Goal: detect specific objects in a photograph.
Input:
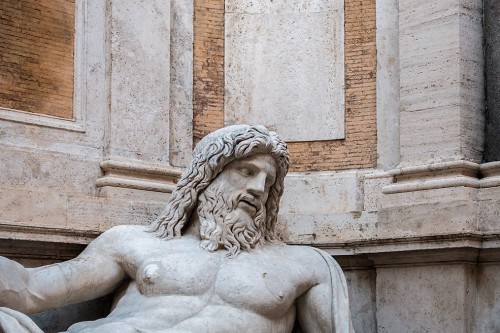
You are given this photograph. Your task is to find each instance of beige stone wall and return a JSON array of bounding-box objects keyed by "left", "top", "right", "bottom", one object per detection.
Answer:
[{"left": 0, "top": 0, "right": 180, "bottom": 245}]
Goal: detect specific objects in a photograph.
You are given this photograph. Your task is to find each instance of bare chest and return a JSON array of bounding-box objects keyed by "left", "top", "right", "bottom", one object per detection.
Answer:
[{"left": 127, "top": 246, "right": 311, "bottom": 318}]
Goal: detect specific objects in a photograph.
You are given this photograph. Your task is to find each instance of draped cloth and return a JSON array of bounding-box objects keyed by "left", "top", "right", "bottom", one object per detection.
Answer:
[
  {"left": 293, "top": 249, "right": 355, "bottom": 333},
  {"left": 0, "top": 307, "right": 43, "bottom": 333}
]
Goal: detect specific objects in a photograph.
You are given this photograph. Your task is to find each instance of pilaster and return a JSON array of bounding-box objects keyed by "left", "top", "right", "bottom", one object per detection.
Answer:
[{"left": 398, "top": 0, "right": 484, "bottom": 166}]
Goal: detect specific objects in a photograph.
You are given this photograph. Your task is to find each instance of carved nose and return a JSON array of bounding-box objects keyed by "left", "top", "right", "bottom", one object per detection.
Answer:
[{"left": 246, "top": 173, "right": 266, "bottom": 198}]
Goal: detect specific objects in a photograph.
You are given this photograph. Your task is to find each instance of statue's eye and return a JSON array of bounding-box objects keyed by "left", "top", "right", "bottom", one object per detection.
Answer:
[{"left": 239, "top": 167, "right": 252, "bottom": 176}]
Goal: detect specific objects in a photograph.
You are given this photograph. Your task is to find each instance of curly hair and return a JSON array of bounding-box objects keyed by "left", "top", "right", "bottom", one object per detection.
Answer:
[{"left": 149, "top": 124, "right": 289, "bottom": 242}]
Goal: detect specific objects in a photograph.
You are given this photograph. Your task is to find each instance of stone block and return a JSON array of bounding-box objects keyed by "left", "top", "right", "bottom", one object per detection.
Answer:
[
  {"left": 278, "top": 211, "right": 377, "bottom": 243},
  {"left": 67, "top": 195, "right": 165, "bottom": 232},
  {"left": 0, "top": 186, "right": 166, "bottom": 243},
  {"left": 363, "top": 175, "right": 392, "bottom": 212},
  {"left": 477, "top": 187, "right": 500, "bottom": 232},
  {"left": 344, "top": 269, "right": 377, "bottom": 333},
  {"left": 376, "top": 0, "right": 400, "bottom": 170},
  {"left": 0, "top": 187, "right": 67, "bottom": 227},
  {"left": 169, "top": 0, "right": 194, "bottom": 167},
  {"left": 398, "top": 0, "right": 484, "bottom": 165},
  {"left": 0, "top": 146, "right": 101, "bottom": 196},
  {"left": 280, "top": 171, "right": 362, "bottom": 215},
  {"left": 376, "top": 264, "right": 475, "bottom": 333},
  {"left": 400, "top": 106, "right": 462, "bottom": 165},
  {"left": 475, "top": 264, "right": 500, "bottom": 332},
  {"left": 378, "top": 187, "right": 478, "bottom": 237}
]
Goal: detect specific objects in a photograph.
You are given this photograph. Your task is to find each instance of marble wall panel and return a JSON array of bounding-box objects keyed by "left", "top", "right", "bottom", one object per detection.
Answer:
[
  {"left": 376, "top": 264, "right": 475, "bottom": 333},
  {"left": 109, "top": 0, "right": 171, "bottom": 163},
  {"left": 224, "top": 0, "right": 344, "bottom": 142}
]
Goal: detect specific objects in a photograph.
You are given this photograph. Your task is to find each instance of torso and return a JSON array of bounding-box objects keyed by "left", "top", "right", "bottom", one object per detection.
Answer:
[{"left": 66, "top": 226, "right": 323, "bottom": 333}]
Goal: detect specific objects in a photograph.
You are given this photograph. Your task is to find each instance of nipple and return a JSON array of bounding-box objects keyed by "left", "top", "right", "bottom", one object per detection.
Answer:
[
  {"left": 262, "top": 271, "right": 286, "bottom": 300},
  {"left": 143, "top": 263, "right": 161, "bottom": 284}
]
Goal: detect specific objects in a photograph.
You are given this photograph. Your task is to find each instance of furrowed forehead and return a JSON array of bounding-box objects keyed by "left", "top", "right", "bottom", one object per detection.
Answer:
[{"left": 233, "top": 154, "right": 276, "bottom": 173}]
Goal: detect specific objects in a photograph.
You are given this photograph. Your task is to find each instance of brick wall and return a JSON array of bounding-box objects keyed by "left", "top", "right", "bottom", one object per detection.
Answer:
[
  {"left": 194, "top": 0, "right": 377, "bottom": 171},
  {"left": 0, "top": 0, "right": 75, "bottom": 119},
  {"left": 289, "top": 0, "right": 377, "bottom": 171},
  {"left": 193, "top": 0, "right": 225, "bottom": 143}
]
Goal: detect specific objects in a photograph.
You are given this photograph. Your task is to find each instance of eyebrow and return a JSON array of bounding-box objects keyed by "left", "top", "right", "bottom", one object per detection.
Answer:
[{"left": 238, "top": 160, "right": 277, "bottom": 180}]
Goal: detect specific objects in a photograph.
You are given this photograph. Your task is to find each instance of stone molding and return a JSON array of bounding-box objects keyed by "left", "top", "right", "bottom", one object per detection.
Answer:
[
  {"left": 0, "top": 239, "right": 86, "bottom": 262},
  {"left": 335, "top": 247, "right": 485, "bottom": 270},
  {"left": 311, "top": 232, "right": 488, "bottom": 255},
  {"left": 96, "top": 159, "right": 183, "bottom": 193},
  {"left": 3, "top": 232, "right": 499, "bottom": 268},
  {"left": 364, "top": 161, "right": 500, "bottom": 194},
  {"left": 480, "top": 161, "right": 500, "bottom": 187},
  {"left": 0, "top": 221, "right": 99, "bottom": 245}
]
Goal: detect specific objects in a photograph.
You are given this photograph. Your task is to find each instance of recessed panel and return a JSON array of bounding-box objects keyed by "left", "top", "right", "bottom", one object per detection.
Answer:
[
  {"left": 0, "top": 0, "right": 75, "bottom": 119},
  {"left": 225, "top": 0, "right": 344, "bottom": 142}
]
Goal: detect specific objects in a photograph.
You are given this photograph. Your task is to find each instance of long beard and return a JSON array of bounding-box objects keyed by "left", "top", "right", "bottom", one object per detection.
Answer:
[{"left": 197, "top": 186, "right": 266, "bottom": 257}]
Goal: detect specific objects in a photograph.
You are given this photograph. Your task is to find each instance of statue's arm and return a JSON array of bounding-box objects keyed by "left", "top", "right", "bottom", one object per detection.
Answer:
[
  {"left": 296, "top": 248, "right": 354, "bottom": 333},
  {"left": 0, "top": 228, "right": 127, "bottom": 314}
]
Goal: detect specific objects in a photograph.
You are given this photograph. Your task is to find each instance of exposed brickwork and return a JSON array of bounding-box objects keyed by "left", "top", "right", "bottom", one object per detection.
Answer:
[
  {"left": 192, "top": 0, "right": 377, "bottom": 171},
  {"left": 0, "top": 0, "right": 75, "bottom": 119},
  {"left": 193, "top": 0, "right": 225, "bottom": 143},
  {"left": 288, "top": 0, "right": 377, "bottom": 171}
]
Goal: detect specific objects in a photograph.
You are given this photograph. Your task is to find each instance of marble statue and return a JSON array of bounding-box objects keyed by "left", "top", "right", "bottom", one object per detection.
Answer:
[{"left": 0, "top": 125, "right": 354, "bottom": 333}]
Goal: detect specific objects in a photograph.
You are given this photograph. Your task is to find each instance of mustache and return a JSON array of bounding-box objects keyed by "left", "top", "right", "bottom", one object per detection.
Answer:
[
  {"left": 231, "top": 192, "right": 262, "bottom": 211},
  {"left": 197, "top": 186, "right": 267, "bottom": 257}
]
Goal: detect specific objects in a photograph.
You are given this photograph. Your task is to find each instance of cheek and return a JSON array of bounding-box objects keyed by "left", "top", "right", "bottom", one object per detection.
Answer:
[
  {"left": 226, "top": 173, "right": 248, "bottom": 190},
  {"left": 213, "top": 171, "right": 243, "bottom": 192}
]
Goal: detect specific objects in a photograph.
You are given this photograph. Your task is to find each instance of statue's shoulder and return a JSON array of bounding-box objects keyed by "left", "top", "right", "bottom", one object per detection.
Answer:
[
  {"left": 281, "top": 243, "right": 325, "bottom": 257},
  {"left": 86, "top": 224, "right": 148, "bottom": 252},
  {"left": 282, "top": 244, "right": 341, "bottom": 274},
  {"left": 98, "top": 224, "right": 146, "bottom": 240}
]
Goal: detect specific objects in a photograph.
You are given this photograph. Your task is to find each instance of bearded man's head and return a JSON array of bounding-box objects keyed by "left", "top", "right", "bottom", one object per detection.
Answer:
[{"left": 150, "top": 125, "right": 289, "bottom": 256}]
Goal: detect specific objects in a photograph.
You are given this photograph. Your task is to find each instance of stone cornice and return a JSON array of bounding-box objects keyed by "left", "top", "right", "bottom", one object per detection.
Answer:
[
  {"left": 309, "top": 233, "right": 500, "bottom": 268},
  {"left": 96, "top": 159, "right": 183, "bottom": 193},
  {"left": 291, "top": 232, "right": 500, "bottom": 256},
  {"left": 3, "top": 229, "right": 499, "bottom": 267},
  {"left": 363, "top": 161, "right": 500, "bottom": 193},
  {"left": 480, "top": 161, "right": 500, "bottom": 187},
  {"left": 0, "top": 221, "right": 101, "bottom": 244}
]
